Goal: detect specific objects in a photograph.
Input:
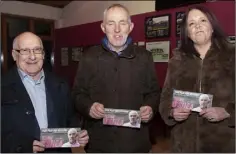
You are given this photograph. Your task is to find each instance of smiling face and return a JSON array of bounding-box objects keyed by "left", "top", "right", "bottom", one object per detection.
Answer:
[
  {"left": 12, "top": 32, "right": 44, "bottom": 79},
  {"left": 187, "top": 9, "right": 213, "bottom": 45},
  {"left": 101, "top": 6, "right": 134, "bottom": 51}
]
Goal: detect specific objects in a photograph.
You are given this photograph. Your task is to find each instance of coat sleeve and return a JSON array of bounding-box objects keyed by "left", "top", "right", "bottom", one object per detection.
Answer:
[
  {"left": 71, "top": 51, "right": 95, "bottom": 119},
  {"left": 142, "top": 51, "right": 161, "bottom": 115},
  {"left": 159, "top": 51, "right": 181, "bottom": 126}
]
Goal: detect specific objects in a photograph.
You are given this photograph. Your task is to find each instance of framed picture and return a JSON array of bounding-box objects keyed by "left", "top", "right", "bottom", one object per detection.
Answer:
[
  {"left": 145, "top": 14, "right": 171, "bottom": 39},
  {"left": 61, "top": 47, "right": 69, "bottom": 66},
  {"left": 146, "top": 41, "right": 170, "bottom": 62},
  {"left": 71, "top": 47, "right": 83, "bottom": 62},
  {"left": 176, "top": 11, "right": 185, "bottom": 37}
]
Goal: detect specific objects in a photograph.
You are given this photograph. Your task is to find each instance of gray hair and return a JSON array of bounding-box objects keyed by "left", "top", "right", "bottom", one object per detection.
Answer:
[
  {"left": 129, "top": 110, "right": 138, "bottom": 117},
  {"left": 199, "top": 94, "right": 210, "bottom": 102},
  {"left": 103, "top": 4, "right": 132, "bottom": 23}
]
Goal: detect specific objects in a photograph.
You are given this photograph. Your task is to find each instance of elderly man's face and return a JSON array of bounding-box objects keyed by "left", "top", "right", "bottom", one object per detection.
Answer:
[
  {"left": 101, "top": 7, "right": 134, "bottom": 51},
  {"left": 68, "top": 131, "right": 77, "bottom": 143},
  {"left": 199, "top": 97, "right": 209, "bottom": 108},
  {"left": 12, "top": 34, "right": 44, "bottom": 78},
  {"left": 129, "top": 113, "right": 138, "bottom": 124}
]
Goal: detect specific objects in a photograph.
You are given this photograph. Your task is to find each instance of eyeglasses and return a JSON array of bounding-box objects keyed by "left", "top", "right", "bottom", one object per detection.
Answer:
[{"left": 14, "top": 48, "right": 44, "bottom": 55}]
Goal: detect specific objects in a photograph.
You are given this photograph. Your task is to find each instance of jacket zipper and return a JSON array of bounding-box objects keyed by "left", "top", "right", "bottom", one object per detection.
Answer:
[{"left": 196, "top": 59, "right": 203, "bottom": 152}]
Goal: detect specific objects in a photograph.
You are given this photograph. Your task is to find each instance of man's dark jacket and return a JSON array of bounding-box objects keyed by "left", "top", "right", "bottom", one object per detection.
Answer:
[
  {"left": 72, "top": 44, "right": 160, "bottom": 152},
  {"left": 1, "top": 66, "right": 79, "bottom": 153}
]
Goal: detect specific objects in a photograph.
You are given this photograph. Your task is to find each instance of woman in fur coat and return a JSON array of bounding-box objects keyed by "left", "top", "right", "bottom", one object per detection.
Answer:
[{"left": 159, "top": 5, "right": 235, "bottom": 153}]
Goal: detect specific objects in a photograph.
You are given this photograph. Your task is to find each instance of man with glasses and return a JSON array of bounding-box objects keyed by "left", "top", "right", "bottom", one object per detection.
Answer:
[{"left": 1, "top": 32, "right": 89, "bottom": 153}]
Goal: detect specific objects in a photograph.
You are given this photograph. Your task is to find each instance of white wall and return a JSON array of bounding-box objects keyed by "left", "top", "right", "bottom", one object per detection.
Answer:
[
  {"left": 58, "top": 1, "right": 155, "bottom": 28},
  {"left": 0, "top": 1, "right": 62, "bottom": 20}
]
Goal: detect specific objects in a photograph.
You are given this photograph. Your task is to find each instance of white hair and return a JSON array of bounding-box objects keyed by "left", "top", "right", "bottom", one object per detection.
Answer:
[
  {"left": 129, "top": 110, "right": 138, "bottom": 117},
  {"left": 68, "top": 128, "right": 78, "bottom": 135},
  {"left": 199, "top": 94, "right": 210, "bottom": 102}
]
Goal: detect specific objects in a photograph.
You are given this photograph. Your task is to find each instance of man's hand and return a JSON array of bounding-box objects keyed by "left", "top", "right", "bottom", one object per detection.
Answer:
[
  {"left": 200, "top": 107, "right": 230, "bottom": 122},
  {"left": 33, "top": 140, "right": 45, "bottom": 153},
  {"left": 171, "top": 108, "right": 191, "bottom": 122},
  {"left": 78, "top": 130, "right": 89, "bottom": 147},
  {"left": 140, "top": 106, "right": 153, "bottom": 123},
  {"left": 89, "top": 102, "right": 105, "bottom": 119}
]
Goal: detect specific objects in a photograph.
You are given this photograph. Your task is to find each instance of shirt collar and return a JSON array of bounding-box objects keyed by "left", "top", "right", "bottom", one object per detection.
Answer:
[
  {"left": 102, "top": 36, "right": 132, "bottom": 54},
  {"left": 18, "top": 68, "right": 45, "bottom": 84}
]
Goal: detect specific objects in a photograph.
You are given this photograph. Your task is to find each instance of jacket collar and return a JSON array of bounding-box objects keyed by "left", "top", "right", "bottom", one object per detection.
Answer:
[{"left": 101, "top": 36, "right": 135, "bottom": 59}]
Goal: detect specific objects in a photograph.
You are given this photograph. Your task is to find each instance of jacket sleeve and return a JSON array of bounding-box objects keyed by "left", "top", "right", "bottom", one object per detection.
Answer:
[
  {"left": 71, "top": 51, "right": 95, "bottom": 119},
  {"left": 142, "top": 51, "right": 161, "bottom": 115},
  {"left": 159, "top": 52, "right": 181, "bottom": 126}
]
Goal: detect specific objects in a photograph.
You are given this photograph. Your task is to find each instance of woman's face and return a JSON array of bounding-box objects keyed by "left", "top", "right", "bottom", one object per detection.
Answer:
[{"left": 187, "top": 9, "right": 213, "bottom": 45}]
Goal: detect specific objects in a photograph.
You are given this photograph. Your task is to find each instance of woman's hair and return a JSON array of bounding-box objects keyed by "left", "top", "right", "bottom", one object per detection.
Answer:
[{"left": 179, "top": 5, "right": 230, "bottom": 57}]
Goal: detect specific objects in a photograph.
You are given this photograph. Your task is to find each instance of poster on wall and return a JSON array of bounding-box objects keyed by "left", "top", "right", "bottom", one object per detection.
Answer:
[
  {"left": 176, "top": 11, "right": 185, "bottom": 37},
  {"left": 71, "top": 47, "right": 83, "bottom": 62},
  {"left": 61, "top": 47, "right": 69, "bottom": 66},
  {"left": 145, "top": 14, "right": 170, "bottom": 39},
  {"left": 146, "top": 41, "right": 170, "bottom": 62}
]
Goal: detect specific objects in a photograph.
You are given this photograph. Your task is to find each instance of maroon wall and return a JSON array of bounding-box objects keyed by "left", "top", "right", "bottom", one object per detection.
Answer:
[{"left": 54, "top": 1, "right": 235, "bottom": 88}]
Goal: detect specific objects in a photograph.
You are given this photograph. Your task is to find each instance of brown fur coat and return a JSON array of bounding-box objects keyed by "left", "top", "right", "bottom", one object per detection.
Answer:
[{"left": 159, "top": 45, "right": 235, "bottom": 152}]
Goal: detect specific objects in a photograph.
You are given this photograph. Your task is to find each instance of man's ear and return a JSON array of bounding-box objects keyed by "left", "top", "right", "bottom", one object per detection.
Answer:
[
  {"left": 101, "top": 22, "right": 106, "bottom": 33},
  {"left": 12, "top": 50, "right": 17, "bottom": 61},
  {"left": 129, "top": 22, "right": 134, "bottom": 33}
]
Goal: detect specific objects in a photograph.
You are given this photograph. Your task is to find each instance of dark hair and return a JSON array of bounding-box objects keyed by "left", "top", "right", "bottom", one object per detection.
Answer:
[{"left": 179, "top": 5, "right": 230, "bottom": 57}]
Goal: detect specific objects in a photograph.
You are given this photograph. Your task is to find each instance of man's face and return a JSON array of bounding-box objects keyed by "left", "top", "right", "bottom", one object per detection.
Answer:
[
  {"left": 129, "top": 113, "right": 138, "bottom": 124},
  {"left": 101, "top": 7, "right": 134, "bottom": 50},
  {"left": 12, "top": 35, "right": 44, "bottom": 77},
  {"left": 68, "top": 131, "right": 77, "bottom": 143},
  {"left": 199, "top": 96, "right": 209, "bottom": 108}
]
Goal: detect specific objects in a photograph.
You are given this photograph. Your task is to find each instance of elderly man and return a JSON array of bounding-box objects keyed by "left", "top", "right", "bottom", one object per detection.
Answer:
[
  {"left": 62, "top": 128, "right": 81, "bottom": 147},
  {"left": 123, "top": 111, "right": 141, "bottom": 128},
  {"left": 72, "top": 4, "right": 160, "bottom": 152},
  {"left": 1, "top": 32, "right": 89, "bottom": 153}
]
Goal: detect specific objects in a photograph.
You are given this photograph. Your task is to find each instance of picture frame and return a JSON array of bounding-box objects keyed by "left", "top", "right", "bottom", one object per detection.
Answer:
[
  {"left": 145, "top": 14, "right": 171, "bottom": 39},
  {"left": 176, "top": 11, "right": 185, "bottom": 37},
  {"left": 146, "top": 41, "right": 170, "bottom": 62},
  {"left": 60, "top": 47, "right": 69, "bottom": 66},
  {"left": 71, "top": 47, "right": 83, "bottom": 62}
]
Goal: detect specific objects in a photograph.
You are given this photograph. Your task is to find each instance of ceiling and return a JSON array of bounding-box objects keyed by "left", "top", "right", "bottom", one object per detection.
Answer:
[{"left": 17, "top": 1, "right": 73, "bottom": 8}]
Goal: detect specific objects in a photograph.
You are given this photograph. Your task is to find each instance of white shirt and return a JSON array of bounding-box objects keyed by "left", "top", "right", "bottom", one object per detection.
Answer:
[
  {"left": 123, "top": 122, "right": 141, "bottom": 128},
  {"left": 192, "top": 107, "right": 202, "bottom": 112},
  {"left": 18, "top": 69, "right": 48, "bottom": 129},
  {"left": 61, "top": 142, "right": 80, "bottom": 147}
]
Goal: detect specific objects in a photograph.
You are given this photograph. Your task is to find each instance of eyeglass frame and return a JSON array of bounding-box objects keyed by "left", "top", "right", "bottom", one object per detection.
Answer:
[{"left": 14, "top": 47, "right": 45, "bottom": 55}]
